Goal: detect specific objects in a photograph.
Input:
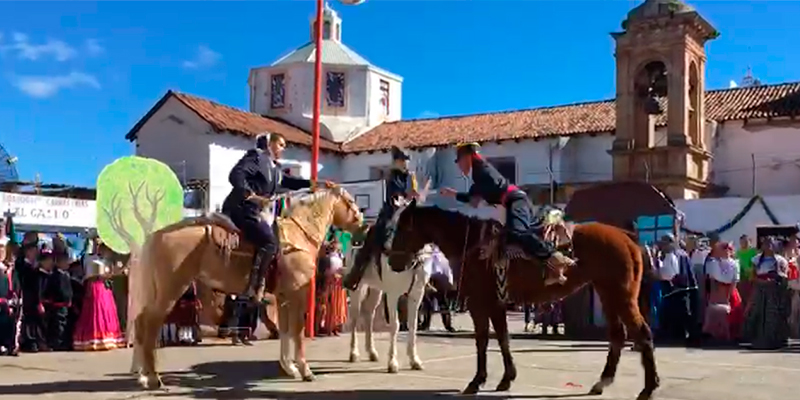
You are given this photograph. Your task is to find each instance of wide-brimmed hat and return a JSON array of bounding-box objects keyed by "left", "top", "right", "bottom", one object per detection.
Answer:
[
  {"left": 455, "top": 142, "right": 481, "bottom": 162},
  {"left": 391, "top": 146, "right": 411, "bottom": 161}
]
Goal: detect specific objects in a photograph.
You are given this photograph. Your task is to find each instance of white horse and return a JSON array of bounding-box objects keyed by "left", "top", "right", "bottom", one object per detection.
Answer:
[{"left": 345, "top": 243, "right": 433, "bottom": 373}]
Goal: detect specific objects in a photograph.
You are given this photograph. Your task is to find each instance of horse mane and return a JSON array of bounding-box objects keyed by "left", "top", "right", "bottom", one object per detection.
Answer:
[{"left": 283, "top": 187, "right": 355, "bottom": 214}]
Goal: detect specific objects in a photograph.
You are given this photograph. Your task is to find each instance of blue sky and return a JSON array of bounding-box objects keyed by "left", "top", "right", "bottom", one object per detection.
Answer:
[{"left": 1, "top": 1, "right": 798, "bottom": 188}]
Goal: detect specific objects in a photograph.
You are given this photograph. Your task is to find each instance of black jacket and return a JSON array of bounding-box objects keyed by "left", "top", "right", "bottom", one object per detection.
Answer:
[
  {"left": 455, "top": 158, "right": 512, "bottom": 205},
  {"left": 382, "top": 169, "right": 415, "bottom": 214},
  {"left": 222, "top": 149, "right": 311, "bottom": 217}
]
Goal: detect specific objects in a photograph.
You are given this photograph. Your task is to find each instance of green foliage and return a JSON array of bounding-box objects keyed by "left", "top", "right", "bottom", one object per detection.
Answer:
[{"left": 96, "top": 156, "right": 184, "bottom": 254}]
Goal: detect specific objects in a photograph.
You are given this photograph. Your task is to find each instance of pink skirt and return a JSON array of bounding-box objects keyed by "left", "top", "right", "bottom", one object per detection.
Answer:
[{"left": 73, "top": 278, "right": 126, "bottom": 351}]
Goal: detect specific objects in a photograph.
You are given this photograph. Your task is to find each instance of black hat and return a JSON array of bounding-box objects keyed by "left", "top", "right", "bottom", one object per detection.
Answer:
[
  {"left": 391, "top": 146, "right": 411, "bottom": 161},
  {"left": 455, "top": 142, "right": 481, "bottom": 162}
]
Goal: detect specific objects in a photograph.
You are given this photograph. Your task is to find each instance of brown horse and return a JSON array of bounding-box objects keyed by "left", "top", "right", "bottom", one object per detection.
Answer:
[
  {"left": 128, "top": 187, "right": 364, "bottom": 389},
  {"left": 385, "top": 201, "right": 659, "bottom": 400}
]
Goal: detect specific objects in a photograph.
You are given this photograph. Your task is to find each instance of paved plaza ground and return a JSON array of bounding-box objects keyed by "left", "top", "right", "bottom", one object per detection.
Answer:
[{"left": 0, "top": 313, "right": 798, "bottom": 400}]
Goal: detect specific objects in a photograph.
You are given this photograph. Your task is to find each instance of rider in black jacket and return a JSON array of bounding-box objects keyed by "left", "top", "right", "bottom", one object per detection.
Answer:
[
  {"left": 342, "top": 146, "right": 418, "bottom": 290},
  {"left": 439, "top": 143, "right": 573, "bottom": 285},
  {"left": 222, "top": 133, "right": 313, "bottom": 299}
]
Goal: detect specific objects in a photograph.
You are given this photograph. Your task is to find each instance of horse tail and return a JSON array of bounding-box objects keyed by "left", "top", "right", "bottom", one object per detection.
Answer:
[
  {"left": 129, "top": 233, "right": 159, "bottom": 347},
  {"left": 637, "top": 245, "right": 653, "bottom": 324}
]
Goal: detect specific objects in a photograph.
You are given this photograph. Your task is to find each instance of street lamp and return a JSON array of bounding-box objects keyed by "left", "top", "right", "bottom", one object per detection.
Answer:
[{"left": 307, "top": 0, "right": 364, "bottom": 338}]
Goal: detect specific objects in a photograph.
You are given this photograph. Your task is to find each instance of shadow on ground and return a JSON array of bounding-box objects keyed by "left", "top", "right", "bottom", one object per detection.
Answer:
[{"left": 0, "top": 360, "right": 596, "bottom": 399}]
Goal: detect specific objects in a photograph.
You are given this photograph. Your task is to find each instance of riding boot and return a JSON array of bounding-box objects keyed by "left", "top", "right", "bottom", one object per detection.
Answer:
[
  {"left": 342, "top": 233, "right": 379, "bottom": 291},
  {"left": 244, "top": 248, "right": 271, "bottom": 299},
  {"left": 544, "top": 251, "right": 572, "bottom": 286}
]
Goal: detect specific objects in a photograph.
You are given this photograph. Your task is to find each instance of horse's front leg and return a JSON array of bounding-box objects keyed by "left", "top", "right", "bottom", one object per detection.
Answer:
[
  {"left": 488, "top": 303, "right": 516, "bottom": 392},
  {"left": 405, "top": 279, "right": 426, "bottom": 371},
  {"left": 292, "top": 287, "right": 315, "bottom": 382},
  {"left": 277, "top": 296, "right": 300, "bottom": 379},
  {"left": 385, "top": 292, "right": 401, "bottom": 373},
  {"left": 363, "top": 287, "right": 382, "bottom": 362},
  {"left": 348, "top": 285, "right": 364, "bottom": 362},
  {"left": 463, "top": 305, "right": 490, "bottom": 395}
]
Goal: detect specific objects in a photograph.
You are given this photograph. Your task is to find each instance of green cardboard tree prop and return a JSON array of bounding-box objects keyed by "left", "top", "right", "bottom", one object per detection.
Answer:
[{"left": 96, "top": 156, "right": 184, "bottom": 254}]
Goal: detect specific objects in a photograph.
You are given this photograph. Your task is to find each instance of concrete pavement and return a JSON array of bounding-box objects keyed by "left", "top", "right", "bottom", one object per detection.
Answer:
[{"left": 0, "top": 313, "right": 798, "bottom": 400}]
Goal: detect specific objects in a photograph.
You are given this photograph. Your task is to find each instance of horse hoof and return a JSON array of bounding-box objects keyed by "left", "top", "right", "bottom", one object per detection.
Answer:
[
  {"left": 462, "top": 382, "right": 482, "bottom": 395},
  {"left": 302, "top": 373, "right": 316, "bottom": 382},
  {"left": 279, "top": 361, "right": 300, "bottom": 379},
  {"left": 138, "top": 374, "right": 162, "bottom": 390},
  {"left": 588, "top": 384, "right": 604, "bottom": 395},
  {"left": 495, "top": 379, "right": 512, "bottom": 392},
  {"left": 387, "top": 360, "right": 399, "bottom": 374},
  {"left": 636, "top": 391, "right": 653, "bottom": 400},
  {"left": 410, "top": 360, "right": 424, "bottom": 371},
  {"left": 368, "top": 352, "right": 379, "bottom": 362},
  {"left": 349, "top": 353, "right": 359, "bottom": 363}
]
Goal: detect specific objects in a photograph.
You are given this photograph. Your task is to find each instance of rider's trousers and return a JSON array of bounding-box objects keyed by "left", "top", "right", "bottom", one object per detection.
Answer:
[{"left": 504, "top": 196, "right": 554, "bottom": 260}]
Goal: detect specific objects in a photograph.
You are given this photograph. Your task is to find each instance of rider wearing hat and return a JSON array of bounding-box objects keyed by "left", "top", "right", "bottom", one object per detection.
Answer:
[
  {"left": 440, "top": 143, "right": 574, "bottom": 285},
  {"left": 222, "top": 133, "right": 314, "bottom": 300},
  {"left": 343, "top": 146, "right": 418, "bottom": 290}
]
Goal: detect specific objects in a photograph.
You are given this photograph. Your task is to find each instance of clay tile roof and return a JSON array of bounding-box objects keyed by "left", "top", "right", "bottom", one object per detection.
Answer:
[
  {"left": 341, "top": 81, "right": 800, "bottom": 153},
  {"left": 125, "top": 91, "right": 339, "bottom": 151}
]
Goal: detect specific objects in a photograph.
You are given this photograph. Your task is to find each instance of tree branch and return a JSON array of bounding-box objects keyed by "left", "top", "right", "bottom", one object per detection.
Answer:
[
  {"left": 127, "top": 181, "right": 151, "bottom": 239},
  {"left": 102, "top": 193, "right": 137, "bottom": 253},
  {"left": 144, "top": 185, "right": 166, "bottom": 235}
]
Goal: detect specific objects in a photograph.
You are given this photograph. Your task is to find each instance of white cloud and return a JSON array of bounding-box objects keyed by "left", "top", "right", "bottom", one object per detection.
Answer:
[
  {"left": 182, "top": 45, "right": 221, "bottom": 69},
  {"left": 85, "top": 39, "right": 104, "bottom": 56},
  {"left": 729, "top": 80, "right": 739, "bottom": 89},
  {"left": 417, "top": 110, "right": 440, "bottom": 119},
  {"left": 1, "top": 32, "right": 77, "bottom": 61},
  {"left": 10, "top": 72, "right": 100, "bottom": 98}
]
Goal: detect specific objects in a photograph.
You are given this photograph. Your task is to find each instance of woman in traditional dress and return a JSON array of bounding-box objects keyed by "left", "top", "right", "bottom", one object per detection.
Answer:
[
  {"left": 323, "top": 237, "right": 347, "bottom": 336},
  {"left": 72, "top": 238, "right": 125, "bottom": 351},
  {"left": 742, "top": 237, "right": 791, "bottom": 349},
  {"left": 702, "top": 242, "right": 740, "bottom": 344},
  {"left": 783, "top": 236, "right": 800, "bottom": 338}
]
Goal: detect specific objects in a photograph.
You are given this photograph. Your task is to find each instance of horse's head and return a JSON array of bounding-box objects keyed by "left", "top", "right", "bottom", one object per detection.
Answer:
[{"left": 327, "top": 185, "right": 365, "bottom": 235}]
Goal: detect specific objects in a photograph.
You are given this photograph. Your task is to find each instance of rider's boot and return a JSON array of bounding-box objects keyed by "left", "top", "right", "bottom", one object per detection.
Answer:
[
  {"left": 544, "top": 251, "right": 572, "bottom": 286},
  {"left": 244, "top": 248, "right": 271, "bottom": 299},
  {"left": 342, "top": 232, "right": 378, "bottom": 291}
]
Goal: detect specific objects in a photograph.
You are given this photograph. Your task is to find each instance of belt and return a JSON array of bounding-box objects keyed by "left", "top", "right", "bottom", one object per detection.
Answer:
[
  {"left": 499, "top": 185, "right": 520, "bottom": 205},
  {"left": 42, "top": 300, "right": 71, "bottom": 308}
]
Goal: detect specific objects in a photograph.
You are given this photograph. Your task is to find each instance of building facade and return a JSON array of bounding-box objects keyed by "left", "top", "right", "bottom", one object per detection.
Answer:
[{"left": 126, "top": 0, "right": 800, "bottom": 217}]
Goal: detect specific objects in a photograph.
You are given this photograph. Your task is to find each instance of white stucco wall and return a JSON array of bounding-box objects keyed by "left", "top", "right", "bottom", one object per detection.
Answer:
[
  {"left": 133, "top": 97, "right": 212, "bottom": 183},
  {"left": 711, "top": 119, "right": 800, "bottom": 197},
  {"left": 251, "top": 64, "right": 401, "bottom": 143}
]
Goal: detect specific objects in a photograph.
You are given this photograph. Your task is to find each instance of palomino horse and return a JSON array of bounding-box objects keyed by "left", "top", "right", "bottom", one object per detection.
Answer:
[
  {"left": 345, "top": 243, "right": 433, "bottom": 373},
  {"left": 128, "top": 186, "right": 364, "bottom": 389},
  {"left": 384, "top": 201, "right": 659, "bottom": 400}
]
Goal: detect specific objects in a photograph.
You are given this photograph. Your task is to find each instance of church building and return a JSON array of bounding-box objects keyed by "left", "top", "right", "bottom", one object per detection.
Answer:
[{"left": 125, "top": 0, "right": 800, "bottom": 216}]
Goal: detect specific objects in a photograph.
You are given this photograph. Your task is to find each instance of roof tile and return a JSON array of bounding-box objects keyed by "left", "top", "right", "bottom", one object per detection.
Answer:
[
  {"left": 171, "top": 92, "right": 339, "bottom": 151},
  {"left": 342, "top": 81, "right": 800, "bottom": 152}
]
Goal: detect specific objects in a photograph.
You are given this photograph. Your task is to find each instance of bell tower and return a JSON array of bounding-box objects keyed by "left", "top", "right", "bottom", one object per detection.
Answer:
[{"left": 609, "top": 0, "right": 719, "bottom": 199}]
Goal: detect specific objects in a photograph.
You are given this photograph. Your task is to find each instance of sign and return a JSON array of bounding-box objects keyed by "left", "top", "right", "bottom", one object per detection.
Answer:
[{"left": 0, "top": 192, "right": 96, "bottom": 229}]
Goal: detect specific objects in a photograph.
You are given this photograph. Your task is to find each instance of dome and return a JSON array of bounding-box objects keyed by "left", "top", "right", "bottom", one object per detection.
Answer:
[{"left": 627, "top": 0, "right": 696, "bottom": 22}]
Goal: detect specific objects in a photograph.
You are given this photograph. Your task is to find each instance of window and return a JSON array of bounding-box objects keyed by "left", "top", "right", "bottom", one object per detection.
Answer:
[
  {"left": 326, "top": 71, "right": 346, "bottom": 108},
  {"left": 369, "top": 166, "right": 391, "bottom": 180},
  {"left": 486, "top": 157, "right": 517, "bottom": 184},
  {"left": 635, "top": 215, "right": 674, "bottom": 246},
  {"left": 270, "top": 74, "right": 286, "bottom": 109},
  {"left": 379, "top": 80, "right": 390, "bottom": 116}
]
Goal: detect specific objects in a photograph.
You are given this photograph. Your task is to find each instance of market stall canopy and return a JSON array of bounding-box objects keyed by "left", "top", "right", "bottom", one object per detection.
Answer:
[{"left": 564, "top": 182, "right": 677, "bottom": 230}]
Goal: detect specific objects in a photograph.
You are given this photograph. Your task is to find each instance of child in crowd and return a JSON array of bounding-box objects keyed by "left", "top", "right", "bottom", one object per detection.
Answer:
[{"left": 43, "top": 251, "right": 73, "bottom": 350}]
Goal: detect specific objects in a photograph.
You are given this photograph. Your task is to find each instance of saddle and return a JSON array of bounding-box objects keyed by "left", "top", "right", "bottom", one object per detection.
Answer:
[
  {"left": 203, "top": 213, "right": 280, "bottom": 293},
  {"left": 476, "top": 210, "right": 575, "bottom": 301}
]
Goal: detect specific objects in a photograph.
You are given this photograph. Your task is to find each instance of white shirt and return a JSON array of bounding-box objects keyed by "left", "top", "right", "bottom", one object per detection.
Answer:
[
  {"left": 706, "top": 257, "right": 740, "bottom": 284},
  {"left": 329, "top": 252, "right": 344, "bottom": 274},
  {"left": 424, "top": 246, "right": 453, "bottom": 284},
  {"left": 751, "top": 253, "right": 789, "bottom": 277},
  {"left": 658, "top": 252, "right": 680, "bottom": 281}
]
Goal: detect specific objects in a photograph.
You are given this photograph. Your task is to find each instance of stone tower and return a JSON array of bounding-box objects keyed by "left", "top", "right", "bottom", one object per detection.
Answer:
[{"left": 609, "top": 0, "right": 718, "bottom": 199}]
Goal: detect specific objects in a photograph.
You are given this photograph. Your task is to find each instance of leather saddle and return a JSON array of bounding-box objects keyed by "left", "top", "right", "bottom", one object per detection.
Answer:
[
  {"left": 204, "top": 213, "right": 280, "bottom": 293},
  {"left": 478, "top": 216, "right": 574, "bottom": 263}
]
